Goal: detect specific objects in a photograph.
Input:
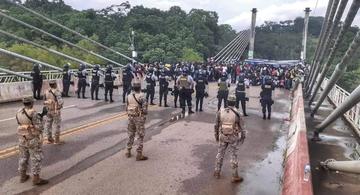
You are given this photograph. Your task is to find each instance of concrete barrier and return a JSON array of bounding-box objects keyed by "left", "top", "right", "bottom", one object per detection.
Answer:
[
  {"left": 282, "top": 83, "right": 313, "bottom": 195},
  {"left": 0, "top": 79, "right": 75, "bottom": 103}
]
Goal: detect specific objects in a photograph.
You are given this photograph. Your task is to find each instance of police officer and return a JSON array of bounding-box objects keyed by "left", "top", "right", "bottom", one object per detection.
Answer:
[
  {"left": 16, "top": 97, "right": 48, "bottom": 185},
  {"left": 158, "top": 68, "right": 170, "bottom": 107},
  {"left": 122, "top": 64, "right": 134, "bottom": 103},
  {"left": 260, "top": 76, "right": 275, "bottom": 120},
  {"left": 145, "top": 67, "right": 156, "bottom": 105},
  {"left": 62, "top": 63, "right": 71, "bottom": 97},
  {"left": 44, "top": 80, "right": 64, "bottom": 144},
  {"left": 214, "top": 95, "right": 246, "bottom": 183},
  {"left": 235, "top": 77, "right": 248, "bottom": 116},
  {"left": 217, "top": 72, "right": 230, "bottom": 110},
  {"left": 176, "top": 67, "right": 195, "bottom": 114},
  {"left": 30, "top": 64, "right": 43, "bottom": 100},
  {"left": 172, "top": 81, "right": 180, "bottom": 108},
  {"left": 104, "top": 65, "right": 117, "bottom": 103},
  {"left": 91, "top": 64, "right": 102, "bottom": 100},
  {"left": 195, "top": 68, "right": 208, "bottom": 112},
  {"left": 126, "top": 80, "right": 149, "bottom": 161},
  {"left": 76, "top": 64, "right": 88, "bottom": 99}
]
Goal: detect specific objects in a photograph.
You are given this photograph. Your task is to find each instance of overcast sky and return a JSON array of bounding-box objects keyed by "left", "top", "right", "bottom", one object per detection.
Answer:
[{"left": 63, "top": 0, "right": 360, "bottom": 31}]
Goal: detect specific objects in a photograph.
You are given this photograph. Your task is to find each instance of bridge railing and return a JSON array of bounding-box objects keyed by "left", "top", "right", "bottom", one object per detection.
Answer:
[{"left": 321, "top": 78, "right": 360, "bottom": 134}]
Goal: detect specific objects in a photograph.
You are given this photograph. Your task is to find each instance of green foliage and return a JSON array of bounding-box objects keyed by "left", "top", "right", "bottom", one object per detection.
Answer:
[{"left": 180, "top": 48, "right": 203, "bottom": 62}]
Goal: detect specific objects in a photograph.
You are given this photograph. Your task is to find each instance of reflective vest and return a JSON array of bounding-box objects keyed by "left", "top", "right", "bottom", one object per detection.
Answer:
[
  {"left": 220, "top": 108, "right": 237, "bottom": 135},
  {"left": 218, "top": 80, "right": 228, "bottom": 91},
  {"left": 179, "top": 76, "right": 190, "bottom": 89}
]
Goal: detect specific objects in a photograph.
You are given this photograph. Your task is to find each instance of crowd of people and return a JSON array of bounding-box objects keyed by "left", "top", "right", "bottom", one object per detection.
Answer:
[{"left": 19, "top": 60, "right": 306, "bottom": 186}]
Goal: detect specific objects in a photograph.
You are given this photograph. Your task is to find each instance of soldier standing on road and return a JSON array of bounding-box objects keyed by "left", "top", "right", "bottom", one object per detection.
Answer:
[
  {"left": 158, "top": 68, "right": 170, "bottom": 107},
  {"left": 235, "top": 77, "right": 248, "bottom": 116},
  {"left": 217, "top": 72, "right": 230, "bottom": 110},
  {"left": 44, "top": 80, "right": 64, "bottom": 144},
  {"left": 31, "top": 64, "right": 43, "bottom": 100},
  {"left": 16, "top": 97, "right": 48, "bottom": 185},
  {"left": 145, "top": 67, "right": 157, "bottom": 105},
  {"left": 176, "top": 67, "right": 195, "bottom": 114},
  {"left": 125, "top": 80, "right": 149, "bottom": 161},
  {"left": 260, "top": 76, "right": 275, "bottom": 120},
  {"left": 62, "top": 63, "right": 72, "bottom": 97},
  {"left": 76, "top": 64, "right": 88, "bottom": 99},
  {"left": 91, "top": 64, "right": 102, "bottom": 100},
  {"left": 195, "top": 68, "right": 208, "bottom": 112},
  {"left": 104, "top": 65, "right": 117, "bottom": 103},
  {"left": 214, "top": 95, "right": 246, "bottom": 183},
  {"left": 122, "top": 64, "right": 134, "bottom": 103}
]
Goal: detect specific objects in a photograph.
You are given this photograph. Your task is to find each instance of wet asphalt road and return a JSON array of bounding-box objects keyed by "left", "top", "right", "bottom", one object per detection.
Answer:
[{"left": 0, "top": 83, "right": 291, "bottom": 195}]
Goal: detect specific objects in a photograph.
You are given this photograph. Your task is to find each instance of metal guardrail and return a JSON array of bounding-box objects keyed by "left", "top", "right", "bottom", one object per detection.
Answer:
[{"left": 321, "top": 78, "right": 360, "bottom": 131}]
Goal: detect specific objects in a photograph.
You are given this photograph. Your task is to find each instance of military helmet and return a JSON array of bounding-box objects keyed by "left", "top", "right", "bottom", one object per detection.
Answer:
[
  {"left": 227, "top": 95, "right": 236, "bottom": 107},
  {"left": 23, "top": 96, "right": 34, "bottom": 104},
  {"left": 132, "top": 80, "right": 141, "bottom": 88},
  {"left": 49, "top": 80, "right": 57, "bottom": 85}
]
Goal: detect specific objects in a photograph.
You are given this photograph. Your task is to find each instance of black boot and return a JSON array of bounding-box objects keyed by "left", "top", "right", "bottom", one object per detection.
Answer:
[
  {"left": 188, "top": 107, "right": 195, "bottom": 114},
  {"left": 268, "top": 113, "right": 271, "bottom": 120},
  {"left": 263, "top": 113, "right": 266, "bottom": 120}
]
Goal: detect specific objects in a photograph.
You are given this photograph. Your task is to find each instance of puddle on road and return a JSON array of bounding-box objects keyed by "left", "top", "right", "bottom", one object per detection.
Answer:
[{"left": 238, "top": 135, "right": 286, "bottom": 195}]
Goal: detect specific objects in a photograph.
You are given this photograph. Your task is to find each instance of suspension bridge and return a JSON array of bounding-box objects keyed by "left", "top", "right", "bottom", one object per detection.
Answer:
[{"left": 0, "top": 0, "right": 360, "bottom": 194}]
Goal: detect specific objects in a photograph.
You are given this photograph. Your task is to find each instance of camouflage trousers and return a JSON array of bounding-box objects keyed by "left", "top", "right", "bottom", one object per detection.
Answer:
[
  {"left": 127, "top": 116, "right": 146, "bottom": 152},
  {"left": 45, "top": 112, "right": 61, "bottom": 138},
  {"left": 18, "top": 136, "right": 43, "bottom": 175},
  {"left": 215, "top": 134, "right": 240, "bottom": 172}
]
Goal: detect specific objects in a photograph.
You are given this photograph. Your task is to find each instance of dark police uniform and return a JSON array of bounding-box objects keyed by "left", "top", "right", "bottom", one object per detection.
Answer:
[
  {"left": 76, "top": 65, "right": 88, "bottom": 99},
  {"left": 260, "top": 78, "right": 275, "bottom": 120},
  {"left": 104, "top": 68, "right": 117, "bottom": 103},
  {"left": 217, "top": 75, "right": 229, "bottom": 110},
  {"left": 195, "top": 72, "right": 208, "bottom": 112},
  {"left": 62, "top": 64, "right": 71, "bottom": 97},
  {"left": 176, "top": 71, "right": 194, "bottom": 114},
  {"left": 91, "top": 67, "right": 101, "bottom": 100},
  {"left": 31, "top": 64, "right": 43, "bottom": 100},
  {"left": 235, "top": 79, "right": 248, "bottom": 116},
  {"left": 159, "top": 70, "right": 169, "bottom": 107},
  {"left": 122, "top": 68, "right": 133, "bottom": 103},
  {"left": 145, "top": 72, "right": 156, "bottom": 105}
]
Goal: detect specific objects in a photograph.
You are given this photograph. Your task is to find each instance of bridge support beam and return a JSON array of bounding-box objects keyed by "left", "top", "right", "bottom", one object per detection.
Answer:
[{"left": 248, "top": 8, "right": 257, "bottom": 60}]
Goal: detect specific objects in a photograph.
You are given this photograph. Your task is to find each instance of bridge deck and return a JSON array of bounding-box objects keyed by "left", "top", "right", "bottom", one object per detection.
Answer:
[{"left": 0, "top": 83, "right": 291, "bottom": 194}]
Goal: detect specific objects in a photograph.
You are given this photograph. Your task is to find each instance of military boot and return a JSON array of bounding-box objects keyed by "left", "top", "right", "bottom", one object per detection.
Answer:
[
  {"left": 136, "top": 152, "right": 148, "bottom": 161},
  {"left": 263, "top": 113, "right": 266, "bottom": 120},
  {"left": 32, "top": 174, "right": 48, "bottom": 186},
  {"left": 125, "top": 149, "right": 131, "bottom": 158},
  {"left": 20, "top": 171, "right": 30, "bottom": 183},
  {"left": 268, "top": 113, "right": 271, "bottom": 120},
  {"left": 54, "top": 134, "right": 65, "bottom": 145},
  {"left": 46, "top": 136, "right": 54, "bottom": 144},
  {"left": 213, "top": 170, "right": 220, "bottom": 179},
  {"left": 231, "top": 170, "right": 243, "bottom": 183}
]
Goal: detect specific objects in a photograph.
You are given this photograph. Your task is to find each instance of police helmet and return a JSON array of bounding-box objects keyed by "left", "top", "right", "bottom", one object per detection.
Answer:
[
  {"left": 238, "top": 77, "right": 245, "bottom": 83},
  {"left": 79, "top": 63, "right": 86, "bottom": 70},
  {"left": 227, "top": 95, "right": 236, "bottom": 107},
  {"left": 63, "top": 63, "right": 70, "bottom": 70},
  {"left": 182, "top": 67, "right": 189, "bottom": 75},
  {"left": 148, "top": 67, "right": 154, "bottom": 73},
  {"left": 106, "top": 64, "right": 113, "bottom": 72},
  {"left": 94, "top": 64, "right": 100, "bottom": 70}
]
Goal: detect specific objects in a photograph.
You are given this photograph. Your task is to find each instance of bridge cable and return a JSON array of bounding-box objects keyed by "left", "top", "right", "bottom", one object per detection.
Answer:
[
  {"left": 308, "top": 0, "right": 360, "bottom": 105},
  {"left": 0, "top": 10, "right": 124, "bottom": 67},
  {"left": 217, "top": 30, "right": 248, "bottom": 62},
  {"left": 0, "top": 29, "right": 95, "bottom": 67},
  {"left": 6, "top": 0, "right": 138, "bottom": 64},
  {"left": 228, "top": 30, "right": 250, "bottom": 61},
  {"left": 215, "top": 30, "right": 248, "bottom": 62},
  {"left": 222, "top": 30, "right": 250, "bottom": 62}
]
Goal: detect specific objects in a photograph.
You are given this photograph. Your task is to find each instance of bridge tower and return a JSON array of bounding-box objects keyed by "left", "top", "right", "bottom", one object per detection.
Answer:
[
  {"left": 248, "top": 8, "right": 257, "bottom": 59},
  {"left": 301, "top": 7, "right": 311, "bottom": 62}
]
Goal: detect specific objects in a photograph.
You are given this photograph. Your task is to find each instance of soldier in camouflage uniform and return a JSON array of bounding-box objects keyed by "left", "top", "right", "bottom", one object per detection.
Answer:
[
  {"left": 44, "top": 80, "right": 64, "bottom": 144},
  {"left": 16, "top": 97, "right": 48, "bottom": 185},
  {"left": 214, "top": 95, "right": 246, "bottom": 183},
  {"left": 125, "top": 80, "right": 149, "bottom": 161}
]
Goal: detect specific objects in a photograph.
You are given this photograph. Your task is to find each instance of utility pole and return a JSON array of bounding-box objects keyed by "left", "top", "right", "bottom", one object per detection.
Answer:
[
  {"left": 248, "top": 8, "right": 257, "bottom": 59},
  {"left": 301, "top": 8, "right": 311, "bottom": 62}
]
